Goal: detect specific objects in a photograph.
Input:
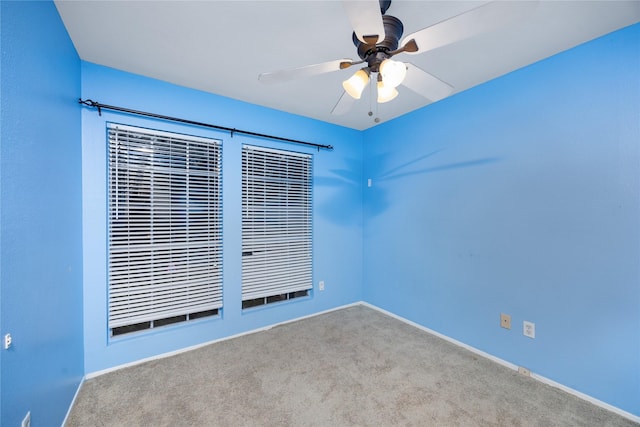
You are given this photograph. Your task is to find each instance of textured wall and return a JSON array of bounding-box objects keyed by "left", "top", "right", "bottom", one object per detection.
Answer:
[
  {"left": 3, "top": 1, "right": 638, "bottom": 421},
  {"left": 363, "top": 23, "right": 640, "bottom": 416},
  {"left": 80, "top": 62, "right": 364, "bottom": 374},
  {"left": 0, "top": 1, "right": 84, "bottom": 425}
]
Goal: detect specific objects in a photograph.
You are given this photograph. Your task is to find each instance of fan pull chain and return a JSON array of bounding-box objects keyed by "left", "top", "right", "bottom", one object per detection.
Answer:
[
  {"left": 366, "top": 75, "right": 381, "bottom": 123},
  {"left": 368, "top": 76, "right": 374, "bottom": 118},
  {"left": 373, "top": 74, "right": 380, "bottom": 123}
]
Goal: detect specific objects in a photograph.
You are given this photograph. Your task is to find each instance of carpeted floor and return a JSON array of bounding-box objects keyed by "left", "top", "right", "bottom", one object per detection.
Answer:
[{"left": 65, "top": 305, "right": 637, "bottom": 426}]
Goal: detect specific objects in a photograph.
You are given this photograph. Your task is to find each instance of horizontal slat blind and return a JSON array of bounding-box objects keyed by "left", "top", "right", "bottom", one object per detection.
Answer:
[
  {"left": 108, "top": 124, "right": 223, "bottom": 329},
  {"left": 242, "top": 145, "right": 312, "bottom": 300}
]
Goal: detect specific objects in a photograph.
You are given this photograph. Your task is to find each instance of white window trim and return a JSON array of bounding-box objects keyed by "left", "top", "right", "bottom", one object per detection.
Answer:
[
  {"left": 107, "top": 123, "right": 223, "bottom": 334},
  {"left": 241, "top": 144, "right": 313, "bottom": 305}
]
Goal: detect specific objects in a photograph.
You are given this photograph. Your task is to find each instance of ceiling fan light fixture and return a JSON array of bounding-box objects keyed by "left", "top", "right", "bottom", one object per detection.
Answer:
[
  {"left": 377, "top": 78, "right": 398, "bottom": 103},
  {"left": 379, "top": 58, "right": 407, "bottom": 88},
  {"left": 343, "top": 68, "right": 370, "bottom": 99}
]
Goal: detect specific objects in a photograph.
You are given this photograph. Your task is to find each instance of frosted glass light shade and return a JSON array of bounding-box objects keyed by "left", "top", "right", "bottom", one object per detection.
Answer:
[
  {"left": 377, "top": 80, "right": 398, "bottom": 103},
  {"left": 379, "top": 59, "right": 407, "bottom": 88},
  {"left": 343, "top": 69, "right": 370, "bottom": 99}
]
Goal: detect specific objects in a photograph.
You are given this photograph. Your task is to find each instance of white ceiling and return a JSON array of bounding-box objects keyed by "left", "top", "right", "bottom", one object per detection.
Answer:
[{"left": 55, "top": 1, "right": 640, "bottom": 130}]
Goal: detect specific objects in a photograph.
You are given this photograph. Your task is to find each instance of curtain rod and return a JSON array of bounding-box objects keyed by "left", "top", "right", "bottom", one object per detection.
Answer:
[{"left": 78, "top": 99, "right": 334, "bottom": 151}]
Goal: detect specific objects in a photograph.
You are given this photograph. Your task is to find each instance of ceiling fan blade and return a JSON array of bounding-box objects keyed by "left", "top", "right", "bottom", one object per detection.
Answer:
[
  {"left": 342, "top": 0, "right": 385, "bottom": 45},
  {"left": 259, "top": 59, "right": 354, "bottom": 84},
  {"left": 331, "top": 91, "right": 356, "bottom": 115},
  {"left": 402, "top": 63, "right": 453, "bottom": 103},
  {"left": 401, "top": 1, "right": 537, "bottom": 55}
]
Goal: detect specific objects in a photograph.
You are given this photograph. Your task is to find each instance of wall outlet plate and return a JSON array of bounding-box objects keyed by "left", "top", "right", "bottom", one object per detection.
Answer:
[
  {"left": 523, "top": 321, "right": 535, "bottom": 338},
  {"left": 318, "top": 280, "right": 325, "bottom": 291},
  {"left": 518, "top": 366, "right": 531, "bottom": 377},
  {"left": 500, "top": 313, "right": 511, "bottom": 329},
  {"left": 3, "top": 333, "right": 12, "bottom": 349}
]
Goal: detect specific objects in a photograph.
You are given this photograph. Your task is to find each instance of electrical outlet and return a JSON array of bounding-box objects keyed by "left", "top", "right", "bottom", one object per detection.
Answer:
[
  {"left": 318, "top": 280, "right": 325, "bottom": 291},
  {"left": 3, "top": 333, "right": 12, "bottom": 349},
  {"left": 523, "top": 321, "right": 535, "bottom": 338},
  {"left": 500, "top": 313, "right": 511, "bottom": 329},
  {"left": 518, "top": 366, "right": 531, "bottom": 377},
  {"left": 22, "top": 411, "right": 31, "bottom": 427}
]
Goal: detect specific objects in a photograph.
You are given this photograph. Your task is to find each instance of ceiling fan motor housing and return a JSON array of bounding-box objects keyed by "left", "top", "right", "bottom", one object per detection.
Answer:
[{"left": 352, "top": 15, "right": 404, "bottom": 71}]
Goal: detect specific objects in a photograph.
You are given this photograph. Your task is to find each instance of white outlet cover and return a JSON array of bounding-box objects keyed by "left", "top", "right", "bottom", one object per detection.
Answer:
[
  {"left": 523, "top": 321, "right": 535, "bottom": 339},
  {"left": 3, "top": 333, "right": 11, "bottom": 349},
  {"left": 518, "top": 366, "right": 531, "bottom": 376}
]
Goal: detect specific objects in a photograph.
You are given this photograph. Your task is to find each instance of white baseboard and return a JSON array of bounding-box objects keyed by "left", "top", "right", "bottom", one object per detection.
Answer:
[
  {"left": 531, "top": 373, "right": 640, "bottom": 424},
  {"left": 360, "top": 301, "right": 640, "bottom": 424},
  {"left": 78, "top": 300, "right": 639, "bottom": 424},
  {"left": 61, "top": 376, "right": 85, "bottom": 427},
  {"left": 85, "top": 301, "right": 362, "bottom": 380}
]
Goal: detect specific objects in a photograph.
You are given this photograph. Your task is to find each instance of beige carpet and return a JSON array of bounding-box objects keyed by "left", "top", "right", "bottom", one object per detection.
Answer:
[{"left": 65, "top": 305, "right": 637, "bottom": 426}]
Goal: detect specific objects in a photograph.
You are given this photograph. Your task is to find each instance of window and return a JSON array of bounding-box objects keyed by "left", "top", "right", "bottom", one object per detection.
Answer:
[
  {"left": 108, "top": 124, "right": 222, "bottom": 336},
  {"left": 241, "top": 145, "right": 312, "bottom": 309}
]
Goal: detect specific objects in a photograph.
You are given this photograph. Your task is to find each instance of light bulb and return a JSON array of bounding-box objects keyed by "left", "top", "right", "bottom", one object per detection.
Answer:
[
  {"left": 377, "top": 79, "right": 398, "bottom": 103},
  {"left": 342, "top": 69, "right": 370, "bottom": 100},
  {"left": 379, "top": 59, "right": 407, "bottom": 88}
]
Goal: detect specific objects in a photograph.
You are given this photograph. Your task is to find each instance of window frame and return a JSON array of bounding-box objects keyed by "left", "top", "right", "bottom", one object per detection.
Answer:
[
  {"left": 241, "top": 144, "right": 313, "bottom": 309},
  {"left": 107, "top": 123, "right": 223, "bottom": 336}
]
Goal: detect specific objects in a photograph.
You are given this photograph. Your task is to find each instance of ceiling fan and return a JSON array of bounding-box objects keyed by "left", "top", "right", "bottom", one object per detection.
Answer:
[{"left": 258, "top": 0, "right": 534, "bottom": 115}]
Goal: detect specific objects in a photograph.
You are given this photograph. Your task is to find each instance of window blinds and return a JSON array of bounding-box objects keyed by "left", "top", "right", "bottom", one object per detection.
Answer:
[
  {"left": 241, "top": 145, "right": 313, "bottom": 301},
  {"left": 108, "top": 124, "right": 223, "bottom": 330}
]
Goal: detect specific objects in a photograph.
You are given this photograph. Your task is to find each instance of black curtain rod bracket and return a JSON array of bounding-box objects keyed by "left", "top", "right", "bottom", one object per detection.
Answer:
[{"left": 78, "top": 99, "right": 333, "bottom": 151}]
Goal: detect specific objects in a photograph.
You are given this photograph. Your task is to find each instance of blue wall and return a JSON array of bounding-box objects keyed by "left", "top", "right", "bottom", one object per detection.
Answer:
[
  {"left": 2, "top": 1, "right": 638, "bottom": 422},
  {"left": 363, "top": 23, "right": 640, "bottom": 416},
  {"left": 80, "top": 62, "right": 364, "bottom": 374},
  {"left": 0, "top": 1, "right": 84, "bottom": 426}
]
